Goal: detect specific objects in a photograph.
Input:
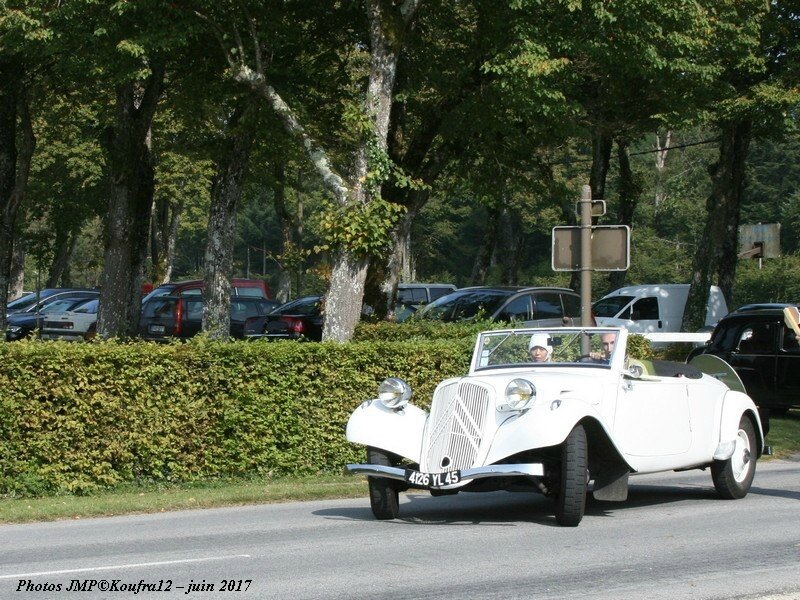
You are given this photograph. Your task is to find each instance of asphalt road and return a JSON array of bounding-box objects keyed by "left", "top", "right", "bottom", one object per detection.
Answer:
[{"left": 1, "top": 458, "right": 799, "bottom": 600}]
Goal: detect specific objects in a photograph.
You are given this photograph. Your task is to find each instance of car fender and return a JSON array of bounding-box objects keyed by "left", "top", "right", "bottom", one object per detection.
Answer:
[
  {"left": 483, "top": 399, "right": 620, "bottom": 465},
  {"left": 346, "top": 400, "right": 427, "bottom": 464},
  {"left": 719, "top": 390, "right": 765, "bottom": 457}
]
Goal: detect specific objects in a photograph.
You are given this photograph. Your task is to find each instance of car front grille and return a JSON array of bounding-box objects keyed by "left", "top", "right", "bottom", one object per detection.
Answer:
[{"left": 421, "top": 381, "right": 491, "bottom": 472}]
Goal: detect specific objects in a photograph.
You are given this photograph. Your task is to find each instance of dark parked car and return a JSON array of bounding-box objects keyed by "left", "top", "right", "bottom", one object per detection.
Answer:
[
  {"left": 5, "top": 292, "right": 101, "bottom": 341},
  {"left": 139, "top": 296, "right": 279, "bottom": 341},
  {"left": 6, "top": 288, "right": 99, "bottom": 315},
  {"left": 395, "top": 283, "right": 456, "bottom": 322},
  {"left": 688, "top": 304, "right": 800, "bottom": 413},
  {"left": 141, "top": 278, "right": 271, "bottom": 303},
  {"left": 244, "top": 295, "right": 324, "bottom": 341},
  {"left": 415, "top": 286, "right": 580, "bottom": 327}
]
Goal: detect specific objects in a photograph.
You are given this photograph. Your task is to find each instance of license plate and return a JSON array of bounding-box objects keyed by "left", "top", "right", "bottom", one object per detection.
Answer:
[
  {"left": 404, "top": 469, "right": 461, "bottom": 488},
  {"left": 149, "top": 324, "right": 165, "bottom": 334}
]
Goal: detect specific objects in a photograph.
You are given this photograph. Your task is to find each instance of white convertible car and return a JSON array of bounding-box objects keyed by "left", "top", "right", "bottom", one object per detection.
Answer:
[{"left": 346, "top": 327, "right": 765, "bottom": 526}]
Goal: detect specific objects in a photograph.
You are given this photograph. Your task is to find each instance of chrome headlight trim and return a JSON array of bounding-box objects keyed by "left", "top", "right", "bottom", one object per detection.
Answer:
[
  {"left": 378, "top": 377, "right": 412, "bottom": 409},
  {"left": 503, "top": 378, "right": 536, "bottom": 411}
]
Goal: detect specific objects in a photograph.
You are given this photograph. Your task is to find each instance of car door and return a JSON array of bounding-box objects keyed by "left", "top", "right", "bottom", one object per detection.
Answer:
[
  {"left": 495, "top": 294, "right": 532, "bottom": 324},
  {"left": 529, "top": 292, "right": 566, "bottom": 327},
  {"left": 613, "top": 374, "right": 692, "bottom": 458},
  {"left": 775, "top": 324, "right": 800, "bottom": 408},
  {"left": 723, "top": 319, "right": 778, "bottom": 406}
]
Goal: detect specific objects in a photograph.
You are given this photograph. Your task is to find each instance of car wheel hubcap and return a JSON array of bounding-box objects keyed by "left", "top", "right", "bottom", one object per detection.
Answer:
[{"left": 731, "top": 428, "right": 752, "bottom": 482}]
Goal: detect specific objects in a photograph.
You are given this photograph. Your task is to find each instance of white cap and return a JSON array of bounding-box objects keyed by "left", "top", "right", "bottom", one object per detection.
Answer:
[{"left": 528, "top": 333, "right": 552, "bottom": 355}]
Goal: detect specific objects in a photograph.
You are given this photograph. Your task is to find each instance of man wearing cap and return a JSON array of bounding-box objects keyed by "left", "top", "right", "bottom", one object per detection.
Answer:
[{"left": 528, "top": 333, "right": 552, "bottom": 362}]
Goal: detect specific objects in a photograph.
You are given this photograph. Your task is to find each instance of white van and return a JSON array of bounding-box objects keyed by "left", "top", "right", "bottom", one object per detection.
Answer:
[{"left": 592, "top": 284, "right": 728, "bottom": 334}]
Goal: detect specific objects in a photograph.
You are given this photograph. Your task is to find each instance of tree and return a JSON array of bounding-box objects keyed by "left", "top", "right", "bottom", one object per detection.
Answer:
[
  {"left": 683, "top": 0, "right": 799, "bottom": 330},
  {"left": 197, "top": 0, "right": 421, "bottom": 341}
]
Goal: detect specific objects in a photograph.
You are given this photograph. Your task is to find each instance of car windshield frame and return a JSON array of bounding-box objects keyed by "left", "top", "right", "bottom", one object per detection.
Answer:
[{"left": 471, "top": 327, "right": 624, "bottom": 372}]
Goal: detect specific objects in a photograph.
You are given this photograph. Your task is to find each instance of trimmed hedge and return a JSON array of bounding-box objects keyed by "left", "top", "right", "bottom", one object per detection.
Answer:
[{"left": 0, "top": 337, "right": 473, "bottom": 497}]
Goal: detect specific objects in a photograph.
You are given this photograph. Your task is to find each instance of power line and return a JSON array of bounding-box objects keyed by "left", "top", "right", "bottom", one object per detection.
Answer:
[{"left": 553, "top": 137, "right": 719, "bottom": 165}]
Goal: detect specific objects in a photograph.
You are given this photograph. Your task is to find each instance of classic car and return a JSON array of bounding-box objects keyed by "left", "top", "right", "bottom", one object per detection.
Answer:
[{"left": 346, "top": 327, "right": 765, "bottom": 526}]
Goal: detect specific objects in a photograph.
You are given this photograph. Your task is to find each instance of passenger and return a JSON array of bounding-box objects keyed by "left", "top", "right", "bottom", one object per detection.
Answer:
[
  {"left": 590, "top": 332, "right": 616, "bottom": 363},
  {"left": 528, "top": 334, "right": 552, "bottom": 363}
]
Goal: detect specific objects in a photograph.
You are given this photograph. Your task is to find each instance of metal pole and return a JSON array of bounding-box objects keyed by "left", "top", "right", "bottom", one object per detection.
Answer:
[
  {"left": 580, "top": 185, "right": 593, "bottom": 356},
  {"left": 580, "top": 185, "right": 593, "bottom": 327}
]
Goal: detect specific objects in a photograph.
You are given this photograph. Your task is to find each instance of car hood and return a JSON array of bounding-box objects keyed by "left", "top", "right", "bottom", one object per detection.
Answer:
[{"left": 451, "top": 368, "right": 616, "bottom": 406}]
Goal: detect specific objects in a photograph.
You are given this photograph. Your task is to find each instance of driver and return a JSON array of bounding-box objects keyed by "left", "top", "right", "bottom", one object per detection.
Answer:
[
  {"left": 590, "top": 332, "right": 616, "bottom": 363},
  {"left": 528, "top": 334, "right": 552, "bottom": 363}
]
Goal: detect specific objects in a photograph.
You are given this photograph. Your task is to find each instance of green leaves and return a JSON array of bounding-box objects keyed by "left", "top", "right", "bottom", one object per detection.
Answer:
[
  {"left": 314, "top": 196, "right": 406, "bottom": 256},
  {"left": 0, "top": 337, "right": 472, "bottom": 497}
]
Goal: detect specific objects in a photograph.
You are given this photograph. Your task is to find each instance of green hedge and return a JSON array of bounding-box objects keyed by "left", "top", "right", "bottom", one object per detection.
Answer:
[{"left": 0, "top": 337, "right": 473, "bottom": 497}]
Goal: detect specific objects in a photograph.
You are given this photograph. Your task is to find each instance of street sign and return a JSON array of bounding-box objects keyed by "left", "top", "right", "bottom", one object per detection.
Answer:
[
  {"left": 551, "top": 225, "right": 631, "bottom": 271},
  {"left": 575, "top": 200, "right": 607, "bottom": 217}
]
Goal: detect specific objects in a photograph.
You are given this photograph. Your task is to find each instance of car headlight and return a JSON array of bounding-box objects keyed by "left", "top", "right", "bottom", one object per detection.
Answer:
[
  {"left": 378, "top": 377, "right": 412, "bottom": 409},
  {"left": 504, "top": 378, "right": 536, "bottom": 410}
]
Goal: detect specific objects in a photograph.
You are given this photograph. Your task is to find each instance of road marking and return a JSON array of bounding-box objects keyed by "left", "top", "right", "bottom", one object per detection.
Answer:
[{"left": 0, "top": 555, "right": 252, "bottom": 580}]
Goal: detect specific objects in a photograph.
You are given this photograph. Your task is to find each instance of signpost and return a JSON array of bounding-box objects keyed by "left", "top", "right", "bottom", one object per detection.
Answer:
[{"left": 551, "top": 185, "right": 631, "bottom": 330}]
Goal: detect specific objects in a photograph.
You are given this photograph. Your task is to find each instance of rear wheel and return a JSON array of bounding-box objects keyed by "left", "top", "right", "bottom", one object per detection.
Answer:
[
  {"left": 712, "top": 416, "right": 757, "bottom": 499},
  {"left": 554, "top": 424, "right": 588, "bottom": 526},
  {"left": 367, "top": 447, "right": 400, "bottom": 520}
]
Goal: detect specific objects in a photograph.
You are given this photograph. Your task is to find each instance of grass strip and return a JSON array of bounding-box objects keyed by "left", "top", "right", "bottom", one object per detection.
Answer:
[{"left": 0, "top": 475, "right": 368, "bottom": 524}]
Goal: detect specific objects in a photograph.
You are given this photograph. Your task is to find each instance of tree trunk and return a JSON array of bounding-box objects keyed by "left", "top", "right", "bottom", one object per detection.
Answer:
[
  {"left": 608, "top": 139, "right": 640, "bottom": 290},
  {"left": 0, "top": 61, "right": 35, "bottom": 335},
  {"left": 470, "top": 203, "right": 501, "bottom": 285},
  {"left": 163, "top": 199, "right": 183, "bottom": 284},
  {"left": 9, "top": 242, "right": 25, "bottom": 300},
  {"left": 96, "top": 62, "right": 165, "bottom": 339},
  {"left": 499, "top": 207, "right": 524, "bottom": 285},
  {"left": 381, "top": 203, "right": 419, "bottom": 319},
  {"left": 683, "top": 120, "right": 752, "bottom": 331},
  {"left": 46, "top": 226, "right": 78, "bottom": 288},
  {"left": 589, "top": 130, "right": 613, "bottom": 201},
  {"left": 202, "top": 103, "right": 255, "bottom": 341},
  {"left": 654, "top": 130, "right": 671, "bottom": 209},
  {"left": 321, "top": 0, "right": 420, "bottom": 342},
  {"left": 272, "top": 161, "right": 300, "bottom": 303}
]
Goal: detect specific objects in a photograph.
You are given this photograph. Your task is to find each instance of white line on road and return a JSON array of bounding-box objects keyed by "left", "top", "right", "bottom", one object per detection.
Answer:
[{"left": 0, "top": 555, "right": 252, "bottom": 580}]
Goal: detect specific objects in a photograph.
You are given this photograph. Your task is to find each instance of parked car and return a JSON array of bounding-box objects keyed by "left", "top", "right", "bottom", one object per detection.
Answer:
[
  {"left": 141, "top": 278, "right": 271, "bottom": 303},
  {"left": 395, "top": 283, "right": 456, "bottom": 322},
  {"left": 244, "top": 295, "right": 324, "bottom": 341},
  {"left": 688, "top": 304, "right": 800, "bottom": 413},
  {"left": 139, "top": 296, "right": 279, "bottom": 341},
  {"left": 5, "top": 292, "right": 101, "bottom": 341},
  {"left": 6, "top": 288, "right": 98, "bottom": 315},
  {"left": 39, "top": 298, "right": 100, "bottom": 342},
  {"left": 415, "top": 286, "right": 580, "bottom": 327},
  {"left": 346, "top": 327, "right": 765, "bottom": 525},
  {"left": 593, "top": 284, "right": 729, "bottom": 334}
]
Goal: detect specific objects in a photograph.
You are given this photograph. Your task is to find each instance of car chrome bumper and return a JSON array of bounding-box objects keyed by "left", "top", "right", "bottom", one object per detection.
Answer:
[{"left": 345, "top": 463, "right": 545, "bottom": 482}]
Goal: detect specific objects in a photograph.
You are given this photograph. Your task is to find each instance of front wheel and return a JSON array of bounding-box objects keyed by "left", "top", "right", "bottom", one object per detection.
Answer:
[
  {"left": 554, "top": 424, "right": 588, "bottom": 526},
  {"left": 712, "top": 416, "right": 757, "bottom": 499},
  {"left": 367, "top": 447, "right": 400, "bottom": 520}
]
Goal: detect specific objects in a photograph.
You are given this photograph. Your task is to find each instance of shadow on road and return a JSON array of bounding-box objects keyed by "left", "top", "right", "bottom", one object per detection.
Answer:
[{"left": 314, "top": 477, "right": 777, "bottom": 525}]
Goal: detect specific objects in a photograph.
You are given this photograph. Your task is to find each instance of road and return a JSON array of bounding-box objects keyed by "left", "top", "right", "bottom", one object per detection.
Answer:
[{"left": 1, "top": 458, "right": 799, "bottom": 600}]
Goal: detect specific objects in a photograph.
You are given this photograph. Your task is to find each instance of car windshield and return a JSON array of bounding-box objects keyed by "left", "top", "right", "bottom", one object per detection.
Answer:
[
  {"left": 6, "top": 292, "right": 39, "bottom": 311},
  {"left": 276, "top": 297, "right": 320, "bottom": 316},
  {"left": 73, "top": 299, "right": 99, "bottom": 314},
  {"left": 40, "top": 298, "right": 92, "bottom": 314},
  {"left": 593, "top": 295, "right": 634, "bottom": 318},
  {"left": 475, "top": 329, "right": 620, "bottom": 369},
  {"left": 418, "top": 290, "right": 511, "bottom": 321},
  {"left": 141, "top": 285, "right": 177, "bottom": 304}
]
